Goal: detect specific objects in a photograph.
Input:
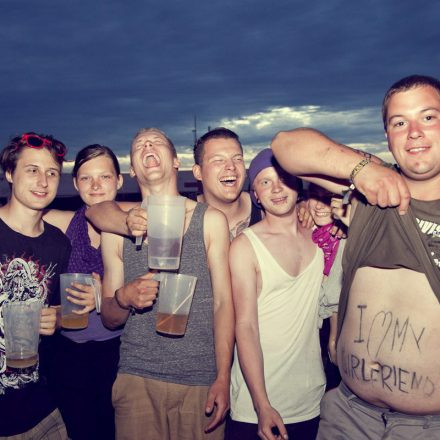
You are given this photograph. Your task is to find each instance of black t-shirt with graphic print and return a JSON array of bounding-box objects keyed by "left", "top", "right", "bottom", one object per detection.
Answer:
[
  {"left": 412, "top": 198, "right": 440, "bottom": 268},
  {"left": 0, "top": 219, "right": 71, "bottom": 436}
]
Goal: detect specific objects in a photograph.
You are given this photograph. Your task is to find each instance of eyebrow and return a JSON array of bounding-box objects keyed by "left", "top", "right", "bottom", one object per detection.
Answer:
[{"left": 389, "top": 107, "right": 440, "bottom": 121}]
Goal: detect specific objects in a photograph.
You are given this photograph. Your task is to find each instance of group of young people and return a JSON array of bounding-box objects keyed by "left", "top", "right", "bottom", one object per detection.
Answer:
[{"left": 0, "top": 73, "right": 439, "bottom": 440}]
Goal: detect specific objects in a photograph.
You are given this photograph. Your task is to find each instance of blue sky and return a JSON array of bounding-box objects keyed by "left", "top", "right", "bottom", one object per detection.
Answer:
[{"left": 1, "top": 0, "right": 439, "bottom": 170}]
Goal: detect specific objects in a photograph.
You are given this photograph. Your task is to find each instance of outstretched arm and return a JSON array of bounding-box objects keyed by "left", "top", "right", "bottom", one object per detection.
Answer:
[
  {"left": 272, "top": 128, "right": 410, "bottom": 214},
  {"left": 85, "top": 201, "right": 139, "bottom": 235},
  {"left": 230, "top": 233, "right": 287, "bottom": 440},
  {"left": 203, "top": 207, "right": 235, "bottom": 433}
]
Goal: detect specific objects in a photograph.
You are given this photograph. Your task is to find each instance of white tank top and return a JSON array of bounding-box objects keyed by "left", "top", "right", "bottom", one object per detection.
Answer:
[{"left": 230, "top": 228, "right": 326, "bottom": 423}]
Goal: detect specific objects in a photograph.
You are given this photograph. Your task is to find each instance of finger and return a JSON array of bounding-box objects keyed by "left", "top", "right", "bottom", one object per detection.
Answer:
[
  {"left": 40, "top": 307, "right": 56, "bottom": 318},
  {"left": 66, "top": 294, "right": 92, "bottom": 305},
  {"left": 259, "top": 427, "right": 275, "bottom": 440},
  {"left": 275, "top": 421, "right": 288, "bottom": 439},
  {"left": 72, "top": 306, "right": 91, "bottom": 315},
  {"left": 139, "top": 271, "right": 158, "bottom": 280},
  {"left": 376, "top": 186, "right": 390, "bottom": 208},
  {"left": 205, "top": 391, "right": 215, "bottom": 415},
  {"left": 297, "top": 206, "right": 305, "bottom": 221},
  {"left": 205, "top": 409, "right": 223, "bottom": 432},
  {"left": 397, "top": 179, "right": 411, "bottom": 215},
  {"left": 305, "top": 216, "right": 314, "bottom": 229}
]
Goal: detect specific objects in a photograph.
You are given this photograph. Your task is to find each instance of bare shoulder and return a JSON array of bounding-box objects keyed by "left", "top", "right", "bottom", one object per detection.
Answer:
[
  {"left": 230, "top": 230, "right": 253, "bottom": 256},
  {"left": 101, "top": 231, "right": 124, "bottom": 258},
  {"left": 204, "top": 205, "right": 228, "bottom": 228},
  {"left": 43, "top": 209, "right": 75, "bottom": 232}
]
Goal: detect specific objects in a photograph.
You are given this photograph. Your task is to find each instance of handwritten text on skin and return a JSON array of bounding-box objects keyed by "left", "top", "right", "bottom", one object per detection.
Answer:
[{"left": 341, "top": 305, "right": 434, "bottom": 397}]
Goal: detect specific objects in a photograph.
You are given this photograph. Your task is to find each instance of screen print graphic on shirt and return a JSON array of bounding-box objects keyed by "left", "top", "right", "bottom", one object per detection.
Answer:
[
  {"left": 416, "top": 217, "right": 440, "bottom": 267},
  {"left": 0, "top": 256, "right": 57, "bottom": 394}
]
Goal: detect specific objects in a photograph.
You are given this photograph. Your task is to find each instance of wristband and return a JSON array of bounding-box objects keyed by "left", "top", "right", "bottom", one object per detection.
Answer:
[{"left": 349, "top": 157, "right": 371, "bottom": 184}]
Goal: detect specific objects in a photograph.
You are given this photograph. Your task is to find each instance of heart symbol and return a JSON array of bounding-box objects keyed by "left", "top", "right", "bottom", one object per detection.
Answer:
[{"left": 366, "top": 311, "right": 393, "bottom": 358}]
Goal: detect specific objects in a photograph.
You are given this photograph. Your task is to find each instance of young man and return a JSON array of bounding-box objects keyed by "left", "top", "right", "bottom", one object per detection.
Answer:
[
  {"left": 0, "top": 133, "right": 71, "bottom": 439},
  {"left": 227, "top": 149, "right": 325, "bottom": 440},
  {"left": 271, "top": 74, "right": 440, "bottom": 439},
  {"left": 87, "top": 128, "right": 233, "bottom": 439},
  {"left": 192, "top": 127, "right": 262, "bottom": 239}
]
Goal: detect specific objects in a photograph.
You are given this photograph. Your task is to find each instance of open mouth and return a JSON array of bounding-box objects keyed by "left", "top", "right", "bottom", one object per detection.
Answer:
[
  {"left": 219, "top": 176, "right": 238, "bottom": 186},
  {"left": 143, "top": 152, "right": 160, "bottom": 168},
  {"left": 314, "top": 211, "right": 331, "bottom": 217}
]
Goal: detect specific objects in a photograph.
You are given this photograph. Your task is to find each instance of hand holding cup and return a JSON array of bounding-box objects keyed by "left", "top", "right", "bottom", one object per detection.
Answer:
[
  {"left": 115, "top": 272, "right": 159, "bottom": 310},
  {"left": 39, "top": 306, "right": 57, "bottom": 336}
]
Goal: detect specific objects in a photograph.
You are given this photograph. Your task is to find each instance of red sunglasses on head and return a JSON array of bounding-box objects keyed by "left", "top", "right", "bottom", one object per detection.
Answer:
[{"left": 20, "top": 133, "right": 67, "bottom": 157}]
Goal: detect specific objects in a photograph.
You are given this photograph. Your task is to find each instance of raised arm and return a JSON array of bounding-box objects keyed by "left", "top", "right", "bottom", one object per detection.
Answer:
[
  {"left": 272, "top": 128, "right": 411, "bottom": 214},
  {"left": 230, "top": 233, "right": 287, "bottom": 440},
  {"left": 203, "top": 207, "right": 235, "bottom": 433}
]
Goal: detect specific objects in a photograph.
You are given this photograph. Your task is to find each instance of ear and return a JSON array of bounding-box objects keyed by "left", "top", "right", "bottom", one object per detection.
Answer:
[
  {"left": 173, "top": 157, "right": 180, "bottom": 169},
  {"left": 73, "top": 177, "right": 79, "bottom": 192},
  {"left": 117, "top": 174, "right": 123, "bottom": 190},
  {"left": 5, "top": 170, "right": 13, "bottom": 184},
  {"left": 192, "top": 164, "right": 202, "bottom": 181},
  {"left": 384, "top": 131, "right": 392, "bottom": 150},
  {"left": 253, "top": 189, "right": 260, "bottom": 204},
  {"left": 129, "top": 166, "right": 136, "bottom": 178}
]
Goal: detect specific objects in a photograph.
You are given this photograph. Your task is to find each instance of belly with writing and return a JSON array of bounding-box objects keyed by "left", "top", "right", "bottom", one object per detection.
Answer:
[{"left": 337, "top": 267, "right": 440, "bottom": 414}]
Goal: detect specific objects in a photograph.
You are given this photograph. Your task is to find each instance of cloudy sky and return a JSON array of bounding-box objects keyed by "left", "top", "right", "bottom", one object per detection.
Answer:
[{"left": 1, "top": 0, "right": 438, "bottom": 170}]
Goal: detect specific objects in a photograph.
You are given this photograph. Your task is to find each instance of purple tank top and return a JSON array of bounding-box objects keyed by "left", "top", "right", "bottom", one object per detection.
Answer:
[{"left": 63, "top": 205, "right": 122, "bottom": 343}]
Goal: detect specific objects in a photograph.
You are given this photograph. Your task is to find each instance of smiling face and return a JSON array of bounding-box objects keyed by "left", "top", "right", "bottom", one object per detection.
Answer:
[
  {"left": 193, "top": 137, "right": 245, "bottom": 204},
  {"left": 307, "top": 184, "right": 333, "bottom": 226},
  {"left": 73, "top": 155, "right": 122, "bottom": 207},
  {"left": 386, "top": 85, "right": 440, "bottom": 185},
  {"left": 253, "top": 166, "right": 299, "bottom": 216},
  {"left": 6, "top": 147, "right": 61, "bottom": 211},
  {"left": 130, "top": 129, "right": 179, "bottom": 186}
]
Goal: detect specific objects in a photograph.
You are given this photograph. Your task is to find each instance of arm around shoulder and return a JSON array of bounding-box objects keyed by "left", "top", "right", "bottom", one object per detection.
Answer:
[{"left": 86, "top": 200, "right": 138, "bottom": 235}]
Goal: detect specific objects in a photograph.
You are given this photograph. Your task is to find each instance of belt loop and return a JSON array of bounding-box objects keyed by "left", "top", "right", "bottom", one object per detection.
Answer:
[{"left": 381, "top": 413, "right": 388, "bottom": 426}]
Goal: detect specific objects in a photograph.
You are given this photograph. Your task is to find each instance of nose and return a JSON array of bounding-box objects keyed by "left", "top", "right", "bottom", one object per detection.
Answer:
[
  {"left": 408, "top": 120, "right": 423, "bottom": 139},
  {"left": 91, "top": 178, "right": 101, "bottom": 190},
  {"left": 315, "top": 200, "right": 325, "bottom": 209},
  {"left": 224, "top": 158, "right": 236, "bottom": 170},
  {"left": 271, "top": 178, "right": 283, "bottom": 193},
  {"left": 37, "top": 171, "right": 48, "bottom": 187}
]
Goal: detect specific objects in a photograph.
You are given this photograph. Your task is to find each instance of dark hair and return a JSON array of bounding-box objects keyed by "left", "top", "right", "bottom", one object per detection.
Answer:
[
  {"left": 382, "top": 74, "right": 440, "bottom": 130},
  {"left": 193, "top": 127, "right": 242, "bottom": 165},
  {"left": 131, "top": 128, "right": 177, "bottom": 159},
  {"left": 0, "top": 132, "right": 67, "bottom": 175},
  {"left": 72, "top": 144, "right": 121, "bottom": 178}
]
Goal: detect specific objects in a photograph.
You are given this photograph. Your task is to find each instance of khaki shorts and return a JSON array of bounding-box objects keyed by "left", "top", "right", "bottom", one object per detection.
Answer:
[
  {"left": 0, "top": 409, "right": 67, "bottom": 440},
  {"left": 317, "top": 382, "right": 440, "bottom": 440},
  {"left": 112, "top": 373, "right": 225, "bottom": 440}
]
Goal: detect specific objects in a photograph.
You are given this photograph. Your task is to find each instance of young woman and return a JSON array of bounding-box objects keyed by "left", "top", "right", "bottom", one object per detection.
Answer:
[{"left": 44, "top": 144, "right": 123, "bottom": 440}]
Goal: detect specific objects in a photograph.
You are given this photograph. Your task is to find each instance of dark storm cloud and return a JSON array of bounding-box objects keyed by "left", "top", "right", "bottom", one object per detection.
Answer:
[{"left": 0, "top": 0, "right": 438, "bottom": 163}]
